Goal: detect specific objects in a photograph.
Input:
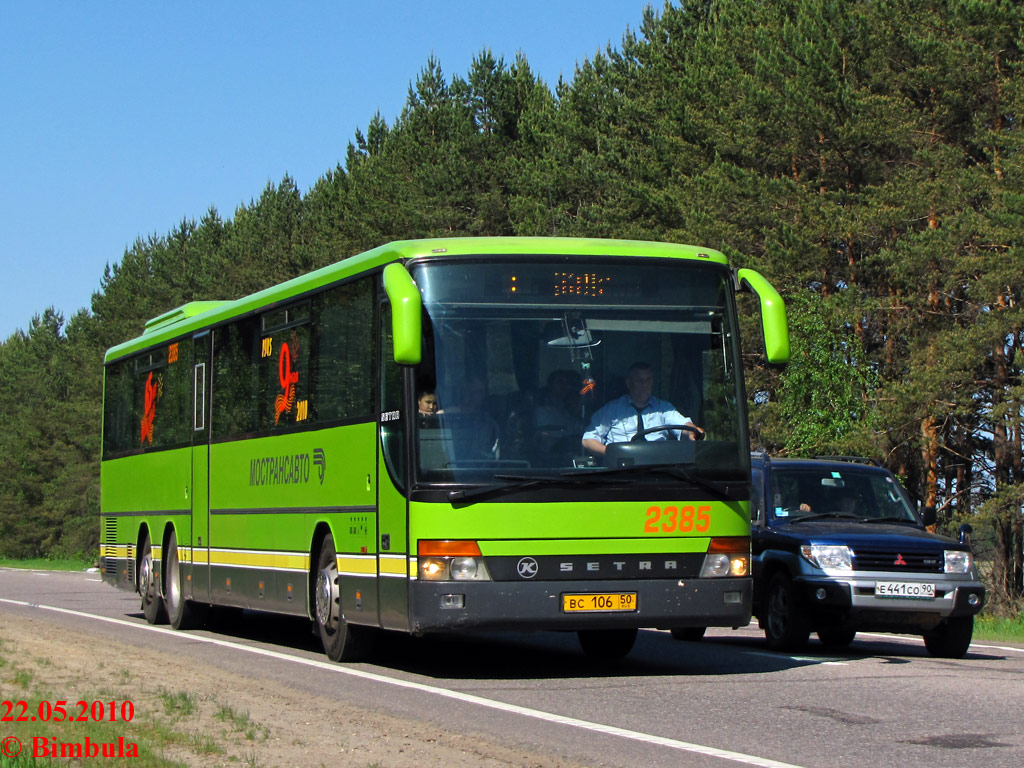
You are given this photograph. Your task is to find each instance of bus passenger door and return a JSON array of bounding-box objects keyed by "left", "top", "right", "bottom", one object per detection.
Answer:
[
  {"left": 376, "top": 304, "right": 411, "bottom": 630},
  {"left": 189, "top": 331, "right": 212, "bottom": 603}
]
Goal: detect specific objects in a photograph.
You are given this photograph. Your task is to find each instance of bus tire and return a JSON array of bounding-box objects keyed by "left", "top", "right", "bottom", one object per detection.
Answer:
[
  {"left": 764, "top": 572, "right": 809, "bottom": 652},
  {"left": 315, "top": 534, "right": 370, "bottom": 662},
  {"left": 139, "top": 531, "right": 167, "bottom": 625},
  {"left": 577, "top": 628, "right": 637, "bottom": 659},
  {"left": 670, "top": 626, "right": 706, "bottom": 642},
  {"left": 165, "top": 528, "right": 207, "bottom": 631}
]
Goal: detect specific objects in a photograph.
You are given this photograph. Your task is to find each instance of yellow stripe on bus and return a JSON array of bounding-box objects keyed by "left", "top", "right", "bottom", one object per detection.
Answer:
[
  {"left": 378, "top": 555, "right": 408, "bottom": 576},
  {"left": 207, "top": 549, "right": 310, "bottom": 571},
  {"left": 337, "top": 555, "right": 376, "bottom": 576}
]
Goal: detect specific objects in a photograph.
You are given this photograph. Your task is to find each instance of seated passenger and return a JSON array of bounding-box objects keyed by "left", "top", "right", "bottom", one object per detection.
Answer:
[{"left": 417, "top": 389, "right": 441, "bottom": 415}]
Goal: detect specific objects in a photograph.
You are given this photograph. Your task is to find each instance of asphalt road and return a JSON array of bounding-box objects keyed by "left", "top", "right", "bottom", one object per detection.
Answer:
[{"left": 1, "top": 568, "right": 1022, "bottom": 768}]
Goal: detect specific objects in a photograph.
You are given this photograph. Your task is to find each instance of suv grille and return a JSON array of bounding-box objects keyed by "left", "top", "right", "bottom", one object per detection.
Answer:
[{"left": 852, "top": 547, "right": 943, "bottom": 573}]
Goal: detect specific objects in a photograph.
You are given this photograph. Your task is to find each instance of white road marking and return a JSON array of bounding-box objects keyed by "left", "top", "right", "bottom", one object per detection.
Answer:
[
  {"left": 0, "top": 597, "right": 806, "bottom": 768},
  {"left": 853, "top": 630, "right": 1024, "bottom": 654}
]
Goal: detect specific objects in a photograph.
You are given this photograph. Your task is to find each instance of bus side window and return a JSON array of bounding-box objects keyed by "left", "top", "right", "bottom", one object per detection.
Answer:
[{"left": 380, "top": 304, "right": 406, "bottom": 486}]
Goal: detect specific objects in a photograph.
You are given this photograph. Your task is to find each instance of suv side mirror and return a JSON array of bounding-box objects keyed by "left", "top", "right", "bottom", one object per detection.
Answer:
[
  {"left": 920, "top": 505, "right": 937, "bottom": 528},
  {"left": 959, "top": 523, "right": 973, "bottom": 546}
]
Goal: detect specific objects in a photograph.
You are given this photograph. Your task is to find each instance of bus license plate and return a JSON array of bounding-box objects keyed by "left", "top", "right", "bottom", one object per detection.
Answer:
[
  {"left": 875, "top": 581, "right": 935, "bottom": 599},
  {"left": 562, "top": 592, "right": 637, "bottom": 613}
]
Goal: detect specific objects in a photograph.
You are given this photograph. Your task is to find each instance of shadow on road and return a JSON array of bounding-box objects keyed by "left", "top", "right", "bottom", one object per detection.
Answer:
[{"left": 123, "top": 605, "right": 947, "bottom": 680}]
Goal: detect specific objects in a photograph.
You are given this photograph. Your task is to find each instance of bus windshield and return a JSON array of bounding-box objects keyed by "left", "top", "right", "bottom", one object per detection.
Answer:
[{"left": 409, "top": 258, "right": 747, "bottom": 486}]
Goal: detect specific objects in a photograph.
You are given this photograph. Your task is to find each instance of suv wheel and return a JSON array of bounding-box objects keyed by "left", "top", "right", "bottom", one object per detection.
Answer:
[
  {"left": 923, "top": 616, "right": 974, "bottom": 659},
  {"left": 817, "top": 627, "right": 856, "bottom": 649},
  {"left": 764, "top": 572, "right": 810, "bottom": 652}
]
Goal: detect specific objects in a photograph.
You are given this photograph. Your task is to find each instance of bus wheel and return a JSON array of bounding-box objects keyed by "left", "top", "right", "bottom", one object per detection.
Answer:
[
  {"left": 577, "top": 628, "right": 637, "bottom": 659},
  {"left": 670, "top": 627, "right": 707, "bottom": 642},
  {"left": 314, "top": 535, "right": 369, "bottom": 662},
  {"left": 165, "top": 528, "right": 207, "bottom": 631},
  {"left": 139, "top": 532, "right": 167, "bottom": 625}
]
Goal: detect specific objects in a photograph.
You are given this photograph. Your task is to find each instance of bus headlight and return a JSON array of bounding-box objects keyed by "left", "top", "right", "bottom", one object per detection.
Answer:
[
  {"left": 417, "top": 540, "right": 491, "bottom": 581},
  {"left": 700, "top": 553, "right": 749, "bottom": 578},
  {"left": 420, "top": 558, "right": 449, "bottom": 580},
  {"left": 451, "top": 556, "right": 491, "bottom": 581},
  {"left": 700, "top": 537, "right": 750, "bottom": 578}
]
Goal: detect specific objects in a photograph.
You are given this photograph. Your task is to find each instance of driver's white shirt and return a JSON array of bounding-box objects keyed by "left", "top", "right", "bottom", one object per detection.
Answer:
[{"left": 582, "top": 394, "right": 692, "bottom": 445}]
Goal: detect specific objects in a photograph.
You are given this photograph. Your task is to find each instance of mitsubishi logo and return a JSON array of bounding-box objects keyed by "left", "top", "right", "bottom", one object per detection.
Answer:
[
  {"left": 517, "top": 557, "right": 539, "bottom": 579},
  {"left": 894, "top": 553, "right": 907, "bottom": 566}
]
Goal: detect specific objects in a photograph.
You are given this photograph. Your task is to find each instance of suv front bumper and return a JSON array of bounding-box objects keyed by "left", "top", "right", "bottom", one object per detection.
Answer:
[{"left": 793, "top": 571, "right": 985, "bottom": 631}]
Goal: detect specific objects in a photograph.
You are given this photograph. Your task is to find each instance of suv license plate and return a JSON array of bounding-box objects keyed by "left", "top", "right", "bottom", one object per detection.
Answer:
[
  {"left": 875, "top": 581, "right": 935, "bottom": 599},
  {"left": 562, "top": 592, "right": 637, "bottom": 612}
]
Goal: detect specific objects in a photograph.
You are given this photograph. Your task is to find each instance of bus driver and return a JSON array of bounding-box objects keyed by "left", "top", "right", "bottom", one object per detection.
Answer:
[{"left": 582, "top": 362, "right": 702, "bottom": 456}]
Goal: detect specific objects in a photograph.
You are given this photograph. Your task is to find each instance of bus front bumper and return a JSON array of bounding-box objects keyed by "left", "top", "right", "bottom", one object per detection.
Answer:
[{"left": 408, "top": 577, "right": 751, "bottom": 634}]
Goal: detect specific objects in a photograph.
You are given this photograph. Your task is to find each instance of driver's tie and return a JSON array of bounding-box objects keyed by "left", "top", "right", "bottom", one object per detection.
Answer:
[{"left": 633, "top": 404, "right": 647, "bottom": 440}]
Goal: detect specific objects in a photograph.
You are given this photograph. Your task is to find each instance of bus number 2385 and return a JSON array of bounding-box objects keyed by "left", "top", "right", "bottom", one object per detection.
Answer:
[{"left": 645, "top": 505, "right": 711, "bottom": 534}]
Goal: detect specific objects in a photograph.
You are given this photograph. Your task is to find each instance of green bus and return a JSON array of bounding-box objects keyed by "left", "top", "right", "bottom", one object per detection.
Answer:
[{"left": 100, "top": 237, "right": 789, "bottom": 660}]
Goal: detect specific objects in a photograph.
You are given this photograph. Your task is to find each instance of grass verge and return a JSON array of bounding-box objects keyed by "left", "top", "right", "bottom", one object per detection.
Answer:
[
  {"left": 0, "top": 633, "right": 268, "bottom": 767},
  {"left": 974, "top": 614, "right": 1024, "bottom": 643},
  {"left": 0, "top": 558, "right": 95, "bottom": 572}
]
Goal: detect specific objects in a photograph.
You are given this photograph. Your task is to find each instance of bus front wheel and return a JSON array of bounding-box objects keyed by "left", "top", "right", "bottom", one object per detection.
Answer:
[
  {"left": 139, "top": 532, "right": 167, "bottom": 625},
  {"left": 164, "top": 528, "right": 207, "bottom": 631},
  {"left": 315, "top": 535, "right": 370, "bottom": 662}
]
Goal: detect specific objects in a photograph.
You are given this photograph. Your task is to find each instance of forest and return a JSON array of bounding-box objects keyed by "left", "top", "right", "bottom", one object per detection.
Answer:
[{"left": 1, "top": 0, "right": 1021, "bottom": 610}]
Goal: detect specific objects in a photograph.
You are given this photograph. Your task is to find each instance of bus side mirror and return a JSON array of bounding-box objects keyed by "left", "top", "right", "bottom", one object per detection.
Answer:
[
  {"left": 383, "top": 263, "right": 422, "bottom": 365},
  {"left": 736, "top": 268, "right": 790, "bottom": 364}
]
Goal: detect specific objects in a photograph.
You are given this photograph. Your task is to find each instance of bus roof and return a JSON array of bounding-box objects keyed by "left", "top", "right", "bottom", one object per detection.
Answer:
[{"left": 104, "top": 237, "right": 729, "bottom": 363}]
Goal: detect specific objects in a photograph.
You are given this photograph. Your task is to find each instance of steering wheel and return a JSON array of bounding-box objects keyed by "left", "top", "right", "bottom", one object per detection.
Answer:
[{"left": 630, "top": 423, "right": 704, "bottom": 442}]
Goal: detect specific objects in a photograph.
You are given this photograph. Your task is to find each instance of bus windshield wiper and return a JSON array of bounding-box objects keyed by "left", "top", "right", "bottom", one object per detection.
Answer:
[
  {"left": 583, "top": 464, "right": 734, "bottom": 499},
  {"left": 447, "top": 474, "right": 612, "bottom": 503}
]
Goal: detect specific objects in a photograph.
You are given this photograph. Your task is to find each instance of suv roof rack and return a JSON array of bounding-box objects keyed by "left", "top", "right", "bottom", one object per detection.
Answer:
[{"left": 811, "top": 455, "right": 880, "bottom": 466}]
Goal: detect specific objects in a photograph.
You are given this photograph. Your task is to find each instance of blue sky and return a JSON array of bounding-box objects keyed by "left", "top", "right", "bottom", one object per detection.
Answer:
[{"left": 0, "top": 1, "right": 658, "bottom": 340}]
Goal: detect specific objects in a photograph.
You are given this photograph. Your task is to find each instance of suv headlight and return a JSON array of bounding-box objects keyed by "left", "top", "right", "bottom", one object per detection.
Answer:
[
  {"left": 801, "top": 544, "right": 852, "bottom": 571},
  {"left": 944, "top": 549, "right": 973, "bottom": 574}
]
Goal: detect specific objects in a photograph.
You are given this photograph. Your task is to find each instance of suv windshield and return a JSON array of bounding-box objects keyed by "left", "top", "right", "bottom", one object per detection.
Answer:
[
  {"left": 406, "top": 258, "right": 747, "bottom": 487},
  {"left": 768, "top": 466, "right": 918, "bottom": 523}
]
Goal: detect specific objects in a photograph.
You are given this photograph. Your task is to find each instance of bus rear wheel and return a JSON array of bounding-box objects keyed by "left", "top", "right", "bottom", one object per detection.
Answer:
[
  {"left": 139, "top": 532, "right": 167, "bottom": 625},
  {"left": 577, "top": 628, "right": 637, "bottom": 659},
  {"left": 670, "top": 627, "right": 707, "bottom": 642},
  {"left": 315, "top": 535, "right": 370, "bottom": 662},
  {"left": 164, "top": 528, "right": 207, "bottom": 631}
]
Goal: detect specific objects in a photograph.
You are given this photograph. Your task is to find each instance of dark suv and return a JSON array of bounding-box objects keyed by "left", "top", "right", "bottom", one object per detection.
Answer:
[{"left": 749, "top": 454, "right": 985, "bottom": 657}]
